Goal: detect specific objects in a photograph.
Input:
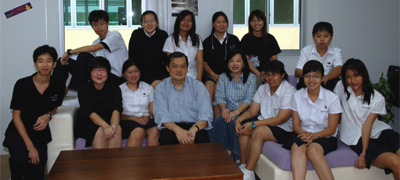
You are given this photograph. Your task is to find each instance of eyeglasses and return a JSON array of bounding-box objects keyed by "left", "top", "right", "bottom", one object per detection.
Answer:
[
  {"left": 303, "top": 75, "right": 321, "bottom": 80},
  {"left": 143, "top": 20, "right": 156, "bottom": 24},
  {"left": 170, "top": 64, "right": 187, "bottom": 70},
  {"left": 92, "top": 68, "right": 107, "bottom": 74},
  {"left": 92, "top": 22, "right": 107, "bottom": 28}
]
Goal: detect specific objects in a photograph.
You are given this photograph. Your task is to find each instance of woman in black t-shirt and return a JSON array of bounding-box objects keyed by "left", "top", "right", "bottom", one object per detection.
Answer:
[
  {"left": 203, "top": 11, "right": 240, "bottom": 118},
  {"left": 241, "top": 9, "right": 281, "bottom": 79},
  {"left": 75, "top": 57, "right": 123, "bottom": 148}
]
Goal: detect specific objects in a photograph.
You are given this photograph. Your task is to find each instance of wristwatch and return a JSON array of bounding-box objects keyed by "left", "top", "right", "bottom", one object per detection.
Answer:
[
  {"left": 47, "top": 113, "right": 52, "bottom": 120},
  {"left": 192, "top": 124, "right": 200, "bottom": 131},
  {"left": 252, "top": 121, "right": 256, "bottom": 129}
]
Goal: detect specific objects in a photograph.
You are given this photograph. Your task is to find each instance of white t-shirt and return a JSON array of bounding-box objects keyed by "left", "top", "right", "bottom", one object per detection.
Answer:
[
  {"left": 253, "top": 80, "right": 296, "bottom": 132},
  {"left": 334, "top": 81, "right": 390, "bottom": 145},
  {"left": 120, "top": 81, "right": 154, "bottom": 117},
  {"left": 290, "top": 87, "right": 342, "bottom": 136},
  {"left": 296, "top": 44, "right": 343, "bottom": 75},
  {"left": 163, "top": 35, "right": 203, "bottom": 79},
  {"left": 92, "top": 30, "right": 128, "bottom": 77}
]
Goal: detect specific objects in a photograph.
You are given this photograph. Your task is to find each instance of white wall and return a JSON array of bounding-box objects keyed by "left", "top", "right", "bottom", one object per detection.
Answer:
[{"left": 0, "top": 0, "right": 62, "bottom": 154}]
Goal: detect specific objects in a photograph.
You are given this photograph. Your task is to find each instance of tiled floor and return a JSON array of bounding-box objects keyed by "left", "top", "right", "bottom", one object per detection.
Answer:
[{"left": 1, "top": 155, "right": 10, "bottom": 180}]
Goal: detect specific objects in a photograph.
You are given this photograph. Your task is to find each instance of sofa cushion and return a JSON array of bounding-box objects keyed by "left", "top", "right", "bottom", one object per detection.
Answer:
[
  {"left": 261, "top": 140, "right": 358, "bottom": 171},
  {"left": 75, "top": 138, "right": 147, "bottom": 150}
]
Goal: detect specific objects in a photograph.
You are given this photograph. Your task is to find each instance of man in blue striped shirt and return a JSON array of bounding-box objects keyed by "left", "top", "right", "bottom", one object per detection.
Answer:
[{"left": 154, "top": 52, "right": 213, "bottom": 145}]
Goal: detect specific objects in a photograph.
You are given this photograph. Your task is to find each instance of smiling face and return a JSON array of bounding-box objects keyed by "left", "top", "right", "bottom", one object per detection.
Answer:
[
  {"left": 91, "top": 19, "right": 109, "bottom": 39},
  {"left": 345, "top": 69, "right": 363, "bottom": 95},
  {"left": 91, "top": 67, "right": 108, "bottom": 89},
  {"left": 212, "top": 15, "right": 228, "bottom": 34},
  {"left": 34, "top": 53, "right": 56, "bottom": 76},
  {"left": 313, "top": 30, "right": 332, "bottom": 50},
  {"left": 167, "top": 57, "right": 188, "bottom": 82},
  {"left": 250, "top": 16, "right": 264, "bottom": 33},
  {"left": 123, "top": 65, "right": 140, "bottom": 86},
  {"left": 264, "top": 71, "right": 285, "bottom": 90},
  {"left": 179, "top": 15, "right": 193, "bottom": 33},
  {"left": 304, "top": 71, "right": 322, "bottom": 92},
  {"left": 142, "top": 13, "right": 158, "bottom": 35},
  {"left": 228, "top": 54, "right": 244, "bottom": 75}
]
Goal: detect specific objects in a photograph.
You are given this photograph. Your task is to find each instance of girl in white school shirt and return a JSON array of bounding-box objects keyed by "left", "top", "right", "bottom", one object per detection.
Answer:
[
  {"left": 290, "top": 60, "right": 342, "bottom": 180},
  {"left": 163, "top": 10, "right": 203, "bottom": 81},
  {"left": 334, "top": 59, "right": 399, "bottom": 179}
]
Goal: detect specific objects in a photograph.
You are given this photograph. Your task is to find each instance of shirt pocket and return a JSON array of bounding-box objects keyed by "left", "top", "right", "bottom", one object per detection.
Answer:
[{"left": 319, "top": 106, "right": 329, "bottom": 127}]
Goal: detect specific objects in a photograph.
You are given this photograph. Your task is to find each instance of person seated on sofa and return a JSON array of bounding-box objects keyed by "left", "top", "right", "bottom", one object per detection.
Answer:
[
  {"left": 295, "top": 22, "right": 343, "bottom": 91},
  {"left": 208, "top": 50, "right": 256, "bottom": 161},
  {"left": 234, "top": 60, "right": 296, "bottom": 180},
  {"left": 53, "top": 10, "right": 128, "bottom": 93},
  {"left": 128, "top": 10, "right": 168, "bottom": 89},
  {"left": 290, "top": 60, "right": 342, "bottom": 180},
  {"left": 74, "top": 57, "right": 122, "bottom": 149},
  {"left": 3, "top": 45, "right": 65, "bottom": 180},
  {"left": 334, "top": 59, "right": 400, "bottom": 179},
  {"left": 153, "top": 52, "right": 213, "bottom": 145},
  {"left": 119, "top": 59, "right": 159, "bottom": 147}
]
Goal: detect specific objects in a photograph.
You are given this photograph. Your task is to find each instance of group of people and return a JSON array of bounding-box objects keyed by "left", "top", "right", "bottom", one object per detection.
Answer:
[{"left": 2, "top": 8, "right": 399, "bottom": 180}]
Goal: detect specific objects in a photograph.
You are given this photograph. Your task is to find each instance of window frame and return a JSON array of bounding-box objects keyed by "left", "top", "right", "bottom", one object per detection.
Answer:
[{"left": 65, "top": 0, "right": 143, "bottom": 29}]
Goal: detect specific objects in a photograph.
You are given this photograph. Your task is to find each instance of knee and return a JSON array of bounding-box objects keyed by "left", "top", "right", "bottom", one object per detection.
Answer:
[
  {"left": 129, "top": 128, "right": 145, "bottom": 141},
  {"left": 389, "top": 157, "right": 400, "bottom": 174},
  {"left": 251, "top": 128, "right": 264, "bottom": 140},
  {"left": 147, "top": 128, "right": 160, "bottom": 139},
  {"left": 306, "top": 145, "right": 323, "bottom": 160}
]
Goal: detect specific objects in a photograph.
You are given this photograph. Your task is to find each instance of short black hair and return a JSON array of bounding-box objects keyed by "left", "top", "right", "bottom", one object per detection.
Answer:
[
  {"left": 89, "top": 10, "right": 109, "bottom": 24},
  {"left": 166, "top": 52, "right": 188, "bottom": 67},
  {"left": 312, "top": 21, "right": 333, "bottom": 36},
  {"left": 303, "top": 60, "right": 324, "bottom": 76},
  {"left": 141, "top": 10, "right": 159, "bottom": 24},
  {"left": 88, "top": 56, "right": 111, "bottom": 75},
  {"left": 262, "top": 60, "right": 288, "bottom": 81},
  {"left": 33, "top": 45, "right": 58, "bottom": 62}
]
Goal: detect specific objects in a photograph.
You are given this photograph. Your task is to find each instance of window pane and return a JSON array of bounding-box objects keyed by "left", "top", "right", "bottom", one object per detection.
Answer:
[
  {"left": 105, "top": 0, "right": 127, "bottom": 25},
  {"left": 250, "top": 0, "right": 266, "bottom": 15},
  {"left": 233, "top": 0, "right": 245, "bottom": 24},
  {"left": 76, "top": 0, "right": 99, "bottom": 26},
  {"left": 274, "top": 0, "right": 293, "bottom": 24},
  {"left": 64, "top": 0, "right": 71, "bottom": 26},
  {"left": 131, "top": 0, "right": 141, "bottom": 25}
]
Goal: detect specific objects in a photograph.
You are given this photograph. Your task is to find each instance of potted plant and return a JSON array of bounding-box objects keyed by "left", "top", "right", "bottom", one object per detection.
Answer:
[{"left": 372, "top": 73, "right": 395, "bottom": 124}]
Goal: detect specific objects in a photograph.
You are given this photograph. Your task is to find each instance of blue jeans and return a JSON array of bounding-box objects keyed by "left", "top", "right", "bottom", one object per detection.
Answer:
[{"left": 209, "top": 115, "right": 240, "bottom": 156}]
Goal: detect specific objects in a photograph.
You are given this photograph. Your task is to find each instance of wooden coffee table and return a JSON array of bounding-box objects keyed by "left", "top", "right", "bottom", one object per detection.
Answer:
[{"left": 46, "top": 143, "right": 243, "bottom": 179}]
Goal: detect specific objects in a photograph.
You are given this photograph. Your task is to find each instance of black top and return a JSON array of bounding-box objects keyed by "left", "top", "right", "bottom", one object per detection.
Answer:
[
  {"left": 203, "top": 33, "right": 241, "bottom": 75},
  {"left": 128, "top": 28, "right": 169, "bottom": 81},
  {"left": 241, "top": 33, "right": 281, "bottom": 71},
  {"left": 75, "top": 80, "right": 123, "bottom": 147},
  {"left": 4, "top": 73, "right": 65, "bottom": 147}
]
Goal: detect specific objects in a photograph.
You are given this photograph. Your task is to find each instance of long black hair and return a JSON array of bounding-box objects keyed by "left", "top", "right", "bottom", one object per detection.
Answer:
[
  {"left": 224, "top": 50, "right": 251, "bottom": 83},
  {"left": 122, "top": 59, "right": 142, "bottom": 88},
  {"left": 210, "top": 11, "right": 228, "bottom": 34},
  {"left": 172, "top": 10, "right": 199, "bottom": 47},
  {"left": 341, "top": 59, "right": 374, "bottom": 104},
  {"left": 248, "top": 10, "right": 267, "bottom": 38}
]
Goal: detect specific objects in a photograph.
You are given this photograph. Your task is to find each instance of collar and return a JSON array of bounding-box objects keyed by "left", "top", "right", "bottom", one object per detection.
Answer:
[
  {"left": 213, "top": 32, "right": 227, "bottom": 43},
  {"left": 265, "top": 80, "right": 286, "bottom": 97},
  {"left": 144, "top": 30, "right": 156, "bottom": 37},
  {"left": 347, "top": 85, "right": 364, "bottom": 100},
  {"left": 169, "top": 77, "right": 188, "bottom": 91},
  {"left": 122, "top": 82, "right": 143, "bottom": 93},
  {"left": 303, "top": 86, "right": 325, "bottom": 101},
  {"left": 230, "top": 72, "right": 244, "bottom": 81},
  {"left": 311, "top": 44, "right": 335, "bottom": 57}
]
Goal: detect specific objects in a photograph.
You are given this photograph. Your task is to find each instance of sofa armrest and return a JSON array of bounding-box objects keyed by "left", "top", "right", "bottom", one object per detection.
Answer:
[{"left": 46, "top": 105, "right": 78, "bottom": 174}]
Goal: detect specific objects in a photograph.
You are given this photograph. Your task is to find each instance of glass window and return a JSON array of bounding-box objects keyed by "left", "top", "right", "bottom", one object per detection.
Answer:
[
  {"left": 274, "top": 0, "right": 293, "bottom": 24},
  {"left": 131, "top": 0, "right": 141, "bottom": 25},
  {"left": 105, "top": 0, "right": 127, "bottom": 25},
  {"left": 76, "top": 0, "right": 99, "bottom": 26},
  {"left": 64, "top": 0, "right": 71, "bottom": 26},
  {"left": 250, "top": 0, "right": 266, "bottom": 15},
  {"left": 233, "top": 0, "right": 245, "bottom": 24}
]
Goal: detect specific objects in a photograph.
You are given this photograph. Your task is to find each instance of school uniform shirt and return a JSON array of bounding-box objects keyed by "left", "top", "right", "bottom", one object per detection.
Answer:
[
  {"left": 296, "top": 44, "right": 343, "bottom": 75},
  {"left": 120, "top": 81, "right": 154, "bottom": 117},
  {"left": 128, "top": 28, "right": 168, "bottom": 80},
  {"left": 213, "top": 73, "right": 256, "bottom": 110},
  {"left": 254, "top": 80, "right": 296, "bottom": 132},
  {"left": 92, "top": 30, "right": 129, "bottom": 77},
  {"left": 3, "top": 74, "right": 65, "bottom": 147},
  {"left": 240, "top": 33, "right": 281, "bottom": 72},
  {"left": 153, "top": 77, "right": 213, "bottom": 130},
  {"left": 290, "top": 87, "right": 342, "bottom": 136},
  {"left": 163, "top": 35, "right": 203, "bottom": 79},
  {"left": 203, "top": 32, "right": 240, "bottom": 75},
  {"left": 334, "top": 81, "right": 390, "bottom": 145}
]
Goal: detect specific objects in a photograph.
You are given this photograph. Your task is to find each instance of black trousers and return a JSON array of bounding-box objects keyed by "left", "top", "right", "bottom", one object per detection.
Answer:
[
  {"left": 6, "top": 132, "right": 47, "bottom": 180},
  {"left": 52, "top": 52, "right": 125, "bottom": 90},
  {"left": 159, "top": 123, "right": 210, "bottom": 145}
]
